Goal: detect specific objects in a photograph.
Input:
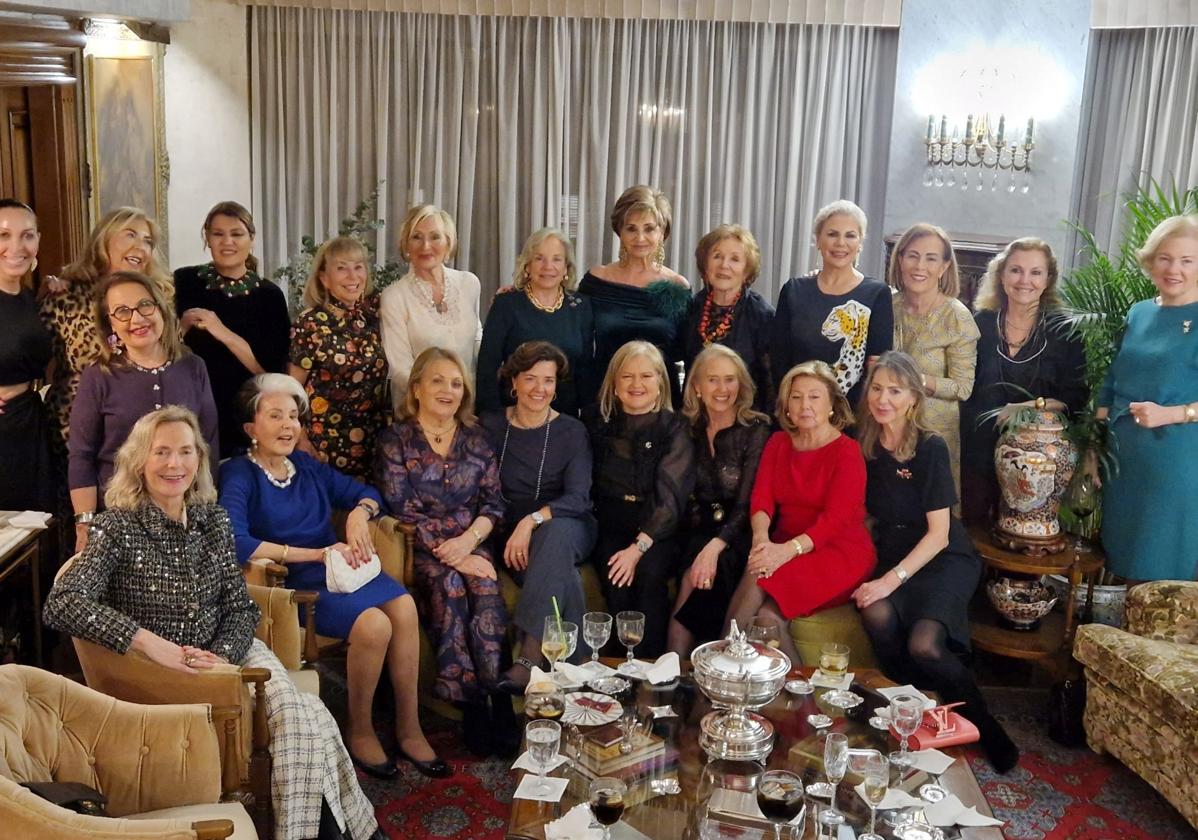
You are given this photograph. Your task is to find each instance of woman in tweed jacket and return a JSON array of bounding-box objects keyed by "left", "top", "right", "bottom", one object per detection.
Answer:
[{"left": 44, "top": 405, "right": 380, "bottom": 840}]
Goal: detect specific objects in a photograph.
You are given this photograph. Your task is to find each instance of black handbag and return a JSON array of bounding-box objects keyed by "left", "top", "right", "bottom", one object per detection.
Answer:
[
  {"left": 1047, "top": 677, "right": 1088, "bottom": 747},
  {"left": 20, "top": 781, "right": 109, "bottom": 817}
]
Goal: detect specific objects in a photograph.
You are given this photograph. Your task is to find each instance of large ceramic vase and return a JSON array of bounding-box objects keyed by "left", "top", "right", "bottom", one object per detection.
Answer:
[{"left": 993, "top": 410, "right": 1078, "bottom": 555}]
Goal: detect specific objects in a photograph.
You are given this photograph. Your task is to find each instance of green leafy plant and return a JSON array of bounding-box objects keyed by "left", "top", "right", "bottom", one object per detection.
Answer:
[{"left": 273, "top": 183, "right": 406, "bottom": 314}]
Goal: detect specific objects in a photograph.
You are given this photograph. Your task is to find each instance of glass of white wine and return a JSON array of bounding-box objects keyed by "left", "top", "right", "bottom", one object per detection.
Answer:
[
  {"left": 860, "top": 750, "right": 889, "bottom": 840},
  {"left": 817, "top": 731, "right": 848, "bottom": 829},
  {"left": 542, "top": 617, "right": 577, "bottom": 683}
]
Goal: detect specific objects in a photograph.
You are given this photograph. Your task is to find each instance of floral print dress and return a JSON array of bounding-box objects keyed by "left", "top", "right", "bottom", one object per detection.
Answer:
[
  {"left": 289, "top": 294, "right": 389, "bottom": 481},
  {"left": 375, "top": 419, "right": 507, "bottom": 703}
]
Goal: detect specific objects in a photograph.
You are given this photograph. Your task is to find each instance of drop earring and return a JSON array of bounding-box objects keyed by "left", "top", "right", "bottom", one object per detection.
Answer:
[
  {"left": 618, "top": 244, "right": 628, "bottom": 263},
  {"left": 251, "top": 438, "right": 258, "bottom": 450},
  {"left": 107, "top": 333, "right": 124, "bottom": 356},
  {"left": 654, "top": 244, "right": 666, "bottom": 266}
]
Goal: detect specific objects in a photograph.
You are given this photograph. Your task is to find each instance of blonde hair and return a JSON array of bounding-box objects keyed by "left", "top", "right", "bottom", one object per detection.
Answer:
[
  {"left": 610, "top": 185, "right": 673, "bottom": 241},
  {"left": 682, "top": 344, "right": 768, "bottom": 427},
  {"left": 398, "top": 204, "right": 458, "bottom": 263},
  {"left": 813, "top": 199, "right": 868, "bottom": 240},
  {"left": 856, "top": 351, "right": 931, "bottom": 463},
  {"left": 400, "top": 346, "right": 476, "bottom": 426},
  {"left": 104, "top": 406, "right": 216, "bottom": 510},
  {"left": 597, "top": 340, "right": 672, "bottom": 422},
  {"left": 513, "top": 228, "right": 577, "bottom": 291},
  {"left": 60, "top": 207, "right": 172, "bottom": 298},
  {"left": 974, "top": 237, "right": 1060, "bottom": 312},
  {"left": 888, "top": 223, "right": 960, "bottom": 298},
  {"left": 302, "top": 236, "right": 372, "bottom": 308},
  {"left": 776, "top": 360, "right": 854, "bottom": 433},
  {"left": 1137, "top": 214, "right": 1198, "bottom": 273},
  {"left": 695, "top": 224, "right": 761, "bottom": 288},
  {"left": 202, "top": 201, "right": 258, "bottom": 274},
  {"left": 93, "top": 271, "right": 185, "bottom": 370}
]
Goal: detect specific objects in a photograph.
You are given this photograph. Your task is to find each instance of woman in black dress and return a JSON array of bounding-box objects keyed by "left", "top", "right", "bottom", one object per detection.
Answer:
[
  {"left": 586, "top": 340, "right": 695, "bottom": 658},
  {"left": 176, "top": 201, "right": 291, "bottom": 458},
  {"left": 477, "top": 228, "right": 594, "bottom": 415},
  {"left": 770, "top": 199, "right": 893, "bottom": 409},
  {"left": 668, "top": 345, "right": 770, "bottom": 656},
  {"left": 0, "top": 199, "right": 54, "bottom": 512},
  {"left": 683, "top": 225, "right": 775, "bottom": 412},
  {"left": 854, "top": 351, "right": 1018, "bottom": 772},
  {"left": 960, "top": 238, "right": 1087, "bottom": 525},
  {"left": 579, "top": 185, "right": 691, "bottom": 406},
  {"left": 480, "top": 341, "right": 597, "bottom": 693}
]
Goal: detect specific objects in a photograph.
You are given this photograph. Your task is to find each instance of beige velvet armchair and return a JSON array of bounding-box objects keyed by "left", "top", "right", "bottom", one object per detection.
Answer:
[
  {"left": 0, "top": 663, "right": 256, "bottom": 840},
  {"left": 1073, "top": 580, "right": 1198, "bottom": 831}
]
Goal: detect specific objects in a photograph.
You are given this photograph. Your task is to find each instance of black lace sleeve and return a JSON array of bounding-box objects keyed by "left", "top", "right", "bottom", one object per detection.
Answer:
[
  {"left": 642, "top": 413, "right": 696, "bottom": 541},
  {"left": 718, "top": 419, "right": 772, "bottom": 545}
]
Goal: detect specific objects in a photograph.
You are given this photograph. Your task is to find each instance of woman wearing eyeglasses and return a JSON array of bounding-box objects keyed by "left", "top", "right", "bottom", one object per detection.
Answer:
[{"left": 68, "top": 271, "right": 218, "bottom": 552}]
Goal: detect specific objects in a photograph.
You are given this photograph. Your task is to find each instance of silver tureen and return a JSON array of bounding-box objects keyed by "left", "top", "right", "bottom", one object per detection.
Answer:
[{"left": 691, "top": 620, "right": 790, "bottom": 762}]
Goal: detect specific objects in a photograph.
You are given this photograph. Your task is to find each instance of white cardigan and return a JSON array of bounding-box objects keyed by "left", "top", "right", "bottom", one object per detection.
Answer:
[{"left": 379, "top": 267, "right": 483, "bottom": 412}]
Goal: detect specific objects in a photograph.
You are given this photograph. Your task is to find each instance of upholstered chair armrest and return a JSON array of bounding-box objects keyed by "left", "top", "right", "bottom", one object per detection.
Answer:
[
  {"left": 246, "top": 583, "right": 318, "bottom": 670},
  {"left": 244, "top": 557, "right": 288, "bottom": 588},
  {"left": 1125, "top": 580, "right": 1198, "bottom": 642},
  {"left": 333, "top": 511, "right": 414, "bottom": 587}
]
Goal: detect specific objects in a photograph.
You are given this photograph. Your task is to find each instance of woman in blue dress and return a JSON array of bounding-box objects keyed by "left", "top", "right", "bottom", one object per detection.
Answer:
[
  {"left": 218, "top": 373, "right": 448, "bottom": 780},
  {"left": 1093, "top": 215, "right": 1198, "bottom": 582}
]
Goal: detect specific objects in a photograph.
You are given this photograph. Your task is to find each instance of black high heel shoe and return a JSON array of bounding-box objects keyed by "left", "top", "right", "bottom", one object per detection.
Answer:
[
  {"left": 350, "top": 751, "right": 398, "bottom": 780},
  {"left": 395, "top": 746, "right": 453, "bottom": 779}
]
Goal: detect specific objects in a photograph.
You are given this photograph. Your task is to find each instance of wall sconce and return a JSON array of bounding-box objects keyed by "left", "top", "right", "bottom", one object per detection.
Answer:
[{"left": 923, "top": 112, "right": 1035, "bottom": 193}]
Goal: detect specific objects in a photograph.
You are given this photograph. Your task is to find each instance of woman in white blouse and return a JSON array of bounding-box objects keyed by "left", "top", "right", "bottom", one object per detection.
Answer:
[{"left": 380, "top": 205, "right": 483, "bottom": 412}]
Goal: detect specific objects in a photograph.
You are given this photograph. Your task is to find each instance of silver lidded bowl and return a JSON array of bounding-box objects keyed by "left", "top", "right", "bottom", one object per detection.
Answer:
[{"left": 692, "top": 620, "right": 790, "bottom": 762}]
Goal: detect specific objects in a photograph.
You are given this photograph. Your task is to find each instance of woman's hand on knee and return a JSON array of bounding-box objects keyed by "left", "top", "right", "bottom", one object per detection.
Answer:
[
  {"left": 607, "top": 546, "right": 641, "bottom": 587},
  {"left": 503, "top": 520, "right": 534, "bottom": 571},
  {"left": 458, "top": 553, "right": 497, "bottom": 580},
  {"left": 434, "top": 532, "right": 476, "bottom": 566},
  {"left": 746, "top": 542, "right": 789, "bottom": 578},
  {"left": 687, "top": 542, "right": 721, "bottom": 590},
  {"left": 852, "top": 576, "right": 897, "bottom": 610}
]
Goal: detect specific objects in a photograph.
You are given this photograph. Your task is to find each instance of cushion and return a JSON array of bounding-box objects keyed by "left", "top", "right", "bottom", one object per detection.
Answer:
[{"left": 788, "top": 603, "right": 878, "bottom": 669}]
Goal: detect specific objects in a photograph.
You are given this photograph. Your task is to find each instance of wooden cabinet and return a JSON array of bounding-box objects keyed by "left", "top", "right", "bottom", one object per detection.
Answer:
[{"left": 0, "top": 523, "right": 57, "bottom": 667}]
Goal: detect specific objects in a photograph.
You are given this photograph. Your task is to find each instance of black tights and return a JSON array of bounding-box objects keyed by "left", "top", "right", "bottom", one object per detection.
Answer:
[{"left": 859, "top": 600, "right": 992, "bottom": 724}]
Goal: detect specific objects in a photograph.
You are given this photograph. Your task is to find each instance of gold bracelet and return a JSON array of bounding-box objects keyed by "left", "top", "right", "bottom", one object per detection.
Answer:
[
  {"left": 469, "top": 525, "right": 484, "bottom": 545},
  {"left": 281, "top": 544, "right": 290, "bottom": 562},
  {"left": 1186, "top": 403, "right": 1197, "bottom": 424},
  {"left": 791, "top": 538, "right": 803, "bottom": 556}
]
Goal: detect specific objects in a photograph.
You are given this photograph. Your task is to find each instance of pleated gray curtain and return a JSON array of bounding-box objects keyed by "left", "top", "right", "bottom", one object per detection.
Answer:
[
  {"left": 1072, "top": 27, "right": 1198, "bottom": 253},
  {"left": 249, "top": 8, "right": 898, "bottom": 305}
]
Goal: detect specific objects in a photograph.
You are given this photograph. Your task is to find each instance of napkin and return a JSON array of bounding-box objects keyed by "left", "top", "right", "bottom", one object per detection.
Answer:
[
  {"left": 513, "top": 773, "right": 571, "bottom": 802},
  {"left": 648, "top": 704, "right": 676, "bottom": 718},
  {"left": 812, "top": 670, "right": 854, "bottom": 690},
  {"left": 511, "top": 750, "right": 570, "bottom": 773},
  {"left": 565, "top": 660, "right": 616, "bottom": 681},
  {"left": 909, "top": 748, "right": 956, "bottom": 775},
  {"left": 526, "top": 666, "right": 582, "bottom": 691},
  {"left": 544, "top": 803, "right": 596, "bottom": 840},
  {"left": 644, "top": 652, "right": 681, "bottom": 684},
  {"left": 8, "top": 511, "right": 51, "bottom": 529},
  {"left": 923, "top": 793, "right": 1004, "bottom": 827},
  {"left": 707, "top": 788, "right": 806, "bottom": 825},
  {"left": 853, "top": 783, "right": 924, "bottom": 810},
  {"left": 876, "top": 684, "right": 935, "bottom": 709}
]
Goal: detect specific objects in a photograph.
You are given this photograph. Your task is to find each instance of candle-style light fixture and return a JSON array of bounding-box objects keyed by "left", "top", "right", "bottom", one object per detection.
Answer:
[{"left": 923, "top": 112, "right": 1035, "bottom": 193}]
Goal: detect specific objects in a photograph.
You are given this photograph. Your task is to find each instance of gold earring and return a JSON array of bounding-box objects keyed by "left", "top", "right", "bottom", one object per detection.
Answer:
[
  {"left": 30, "top": 258, "right": 37, "bottom": 273},
  {"left": 618, "top": 244, "right": 628, "bottom": 263},
  {"left": 828, "top": 410, "right": 834, "bottom": 418},
  {"left": 654, "top": 244, "right": 666, "bottom": 266}
]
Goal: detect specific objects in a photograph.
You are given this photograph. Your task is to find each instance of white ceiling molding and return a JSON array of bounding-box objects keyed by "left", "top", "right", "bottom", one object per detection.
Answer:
[
  {"left": 232, "top": 0, "right": 902, "bottom": 25},
  {"left": 1091, "top": 0, "right": 1198, "bottom": 28},
  {"left": 0, "top": 1, "right": 191, "bottom": 24}
]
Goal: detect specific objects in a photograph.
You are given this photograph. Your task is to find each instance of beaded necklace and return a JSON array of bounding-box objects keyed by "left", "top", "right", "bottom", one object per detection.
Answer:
[
  {"left": 497, "top": 411, "right": 552, "bottom": 503},
  {"left": 199, "top": 262, "right": 261, "bottom": 298},
  {"left": 697, "top": 289, "right": 741, "bottom": 346},
  {"left": 247, "top": 451, "right": 296, "bottom": 489}
]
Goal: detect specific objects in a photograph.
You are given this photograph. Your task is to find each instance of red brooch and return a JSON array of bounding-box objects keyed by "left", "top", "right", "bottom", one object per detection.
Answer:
[{"left": 896, "top": 468, "right": 913, "bottom": 480}]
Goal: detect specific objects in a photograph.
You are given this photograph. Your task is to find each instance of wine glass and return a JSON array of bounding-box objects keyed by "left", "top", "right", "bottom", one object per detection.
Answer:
[
  {"left": 817, "top": 732, "right": 849, "bottom": 828},
  {"left": 1063, "top": 465, "right": 1098, "bottom": 546},
  {"left": 616, "top": 704, "right": 640, "bottom": 755},
  {"left": 553, "top": 621, "right": 579, "bottom": 685},
  {"left": 541, "top": 617, "right": 573, "bottom": 682},
  {"left": 524, "top": 720, "right": 561, "bottom": 795},
  {"left": 747, "top": 619, "right": 783, "bottom": 650},
  {"left": 756, "top": 769, "right": 804, "bottom": 840},
  {"left": 616, "top": 611, "right": 645, "bottom": 676},
  {"left": 583, "top": 611, "right": 613, "bottom": 665},
  {"left": 588, "top": 776, "right": 628, "bottom": 840},
  {"left": 888, "top": 694, "right": 924, "bottom": 767},
  {"left": 860, "top": 751, "right": 889, "bottom": 840}
]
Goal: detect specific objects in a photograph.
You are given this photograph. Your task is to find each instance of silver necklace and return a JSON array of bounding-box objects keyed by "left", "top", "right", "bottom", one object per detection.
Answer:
[
  {"left": 247, "top": 451, "right": 296, "bottom": 489},
  {"left": 497, "top": 413, "right": 552, "bottom": 503},
  {"left": 997, "top": 310, "right": 1047, "bottom": 364}
]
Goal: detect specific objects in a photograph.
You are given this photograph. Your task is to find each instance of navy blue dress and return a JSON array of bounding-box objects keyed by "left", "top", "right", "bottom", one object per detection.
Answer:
[{"left": 218, "top": 450, "right": 406, "bottom": 639}]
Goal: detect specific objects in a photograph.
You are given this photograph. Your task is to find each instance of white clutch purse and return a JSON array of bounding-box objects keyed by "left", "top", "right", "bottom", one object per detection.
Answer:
[{"left": 324, "top": 548, "right": 382, "bottom": 594}]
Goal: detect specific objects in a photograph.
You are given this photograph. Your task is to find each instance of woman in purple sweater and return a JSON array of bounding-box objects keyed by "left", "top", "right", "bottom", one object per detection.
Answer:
[{"left": 68, "top": 271, "right": 218, "bottom": 551}]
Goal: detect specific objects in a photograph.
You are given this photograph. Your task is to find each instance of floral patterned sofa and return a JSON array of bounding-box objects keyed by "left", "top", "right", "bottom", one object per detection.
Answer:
[{"left": 1073, "top": 580, "right": 1198, "bottom": 830}]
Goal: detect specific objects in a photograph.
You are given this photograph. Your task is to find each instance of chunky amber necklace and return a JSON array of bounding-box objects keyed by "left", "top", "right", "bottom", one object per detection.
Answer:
[
  {"left": 526, "top": 284, "right": 564, "bottom": 313},
  {"left": 697, "top": 289, "right": 741, "bottom": 346}
]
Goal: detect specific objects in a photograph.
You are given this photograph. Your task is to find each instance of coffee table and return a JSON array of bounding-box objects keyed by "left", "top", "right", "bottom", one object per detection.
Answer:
[{"left": 507, "top": 665, "right": 1002, "bottom": 839}]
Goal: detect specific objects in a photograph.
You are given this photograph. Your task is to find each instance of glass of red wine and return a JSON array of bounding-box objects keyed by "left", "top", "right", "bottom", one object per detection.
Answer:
[
  {"left": 756, "top": 769, "right": 804, "bottom": 839},
  {"left": 588, "top": 776, "right": 627, "bottom": 840}
]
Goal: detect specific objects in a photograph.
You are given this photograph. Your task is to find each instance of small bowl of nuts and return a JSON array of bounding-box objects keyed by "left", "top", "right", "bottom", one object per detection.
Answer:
[{"left": 523, "top": 681, "right": 566, "bottom": 720}]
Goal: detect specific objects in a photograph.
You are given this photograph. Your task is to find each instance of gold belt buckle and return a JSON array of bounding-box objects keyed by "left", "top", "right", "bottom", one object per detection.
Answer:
[{"left": 622, "top": 494, "right": 639, "bottom": 503}]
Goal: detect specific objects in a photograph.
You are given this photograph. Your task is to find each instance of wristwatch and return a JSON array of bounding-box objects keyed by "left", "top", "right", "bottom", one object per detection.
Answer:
[
  {"left": 635, "top": 537, "right": 651, "bottom": 554},
  {"left": 530, "top": 511, "right": 545, "bottom": 528},
  {"left": 893, "top": 567, "right": 909, "bottom": 584}
]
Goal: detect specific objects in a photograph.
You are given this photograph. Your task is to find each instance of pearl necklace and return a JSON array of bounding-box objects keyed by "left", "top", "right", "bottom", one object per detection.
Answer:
[
  {"left": 498, "top": 410, "right": 552, "bottom": 503},
  {"left": 247, "top": 451, "right": 296, "bottom": 489}
]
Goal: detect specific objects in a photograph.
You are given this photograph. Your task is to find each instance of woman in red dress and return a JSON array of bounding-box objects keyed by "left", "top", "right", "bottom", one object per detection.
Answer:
[{"left": 726, "top": 360, "right": 875, "bottom": 665}]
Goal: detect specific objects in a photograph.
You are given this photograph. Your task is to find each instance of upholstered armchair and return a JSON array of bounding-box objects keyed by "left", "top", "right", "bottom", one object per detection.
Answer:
[
  {"left": 1073, "top": 580, "right": 1198, "bottom": 831},
  {"left": 0, "top": 663, "right": 256, "bottom": 839}
]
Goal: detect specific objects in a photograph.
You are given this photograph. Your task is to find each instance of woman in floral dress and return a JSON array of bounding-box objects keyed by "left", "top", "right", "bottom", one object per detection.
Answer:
[{"left": 289, "top": 236, "right": 389, "bottom": 481}]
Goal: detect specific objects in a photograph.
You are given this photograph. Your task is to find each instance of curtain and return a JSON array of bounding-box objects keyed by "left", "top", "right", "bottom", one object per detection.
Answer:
[
  {"left": 249, "top": 8, "right": 898, "bottom": 305},
  {"left": 1072, "top": 27, "right": 1198, "bottom": 254}
]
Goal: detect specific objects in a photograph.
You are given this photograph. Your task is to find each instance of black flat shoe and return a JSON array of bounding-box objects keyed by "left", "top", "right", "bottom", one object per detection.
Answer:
[
  {"left": 396, "top": 746, "right": 453, "bottom": 779},
  {"left": 351, "top": 751, "right": 398, "bottom": 780}
]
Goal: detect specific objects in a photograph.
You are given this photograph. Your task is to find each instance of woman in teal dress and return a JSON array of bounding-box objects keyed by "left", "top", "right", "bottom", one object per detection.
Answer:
[{"left": 1095, "top": 215, "right": 1198, "bottom": 581}]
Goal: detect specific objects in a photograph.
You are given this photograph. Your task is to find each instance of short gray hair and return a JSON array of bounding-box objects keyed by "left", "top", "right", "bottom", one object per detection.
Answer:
[
  {"left": 812, "top": 199, "right": 868, "bottom": 240},
  {"left": 238, "top": 373, "right": 310, "bottom": 423}
]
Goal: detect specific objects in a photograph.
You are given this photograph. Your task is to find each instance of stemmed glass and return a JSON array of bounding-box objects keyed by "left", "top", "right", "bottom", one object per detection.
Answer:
[
  {"left": 888, "top": 694, "right": 924, "bottom": 767},
  {"left": 524, "top": 720, "right": 561, "bottom": 796},
  {"left": 583, "top": 611, "right": 613, "bottom": 667},
  {"left": 816, "top": 732, "right": 849, "bottom": 829},
  {"left": 616, "top": 611, "right": 645, "bottom": 676},
  {"left": 860, "top": 751, "right": 889, "bottom": 840},
  {"left": 756, "top": 769, "right": 804, "bottom": 840},
  {"left": 747, "top": 620, "right": 783, "bottom": 650},
  {"left": 819, "top": 642, "right": 857, "bottom": 708},
  {"left": 616, "top": 704, "right": 640, "bottom": 755},
  {"left": 541, "top": 617, "right": 577, "bottom": 684},
  {"left": 588, "top": 776, "right": 628, "bottom": 840}
]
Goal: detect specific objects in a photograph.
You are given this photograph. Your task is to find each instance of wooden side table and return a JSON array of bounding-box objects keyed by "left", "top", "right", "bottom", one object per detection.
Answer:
[
  {"left": 0, "top": 522, "right": 56, "bottom": 667},
  {"left": 968, "top": 525, "right": 1104, "bottom": 668}
]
